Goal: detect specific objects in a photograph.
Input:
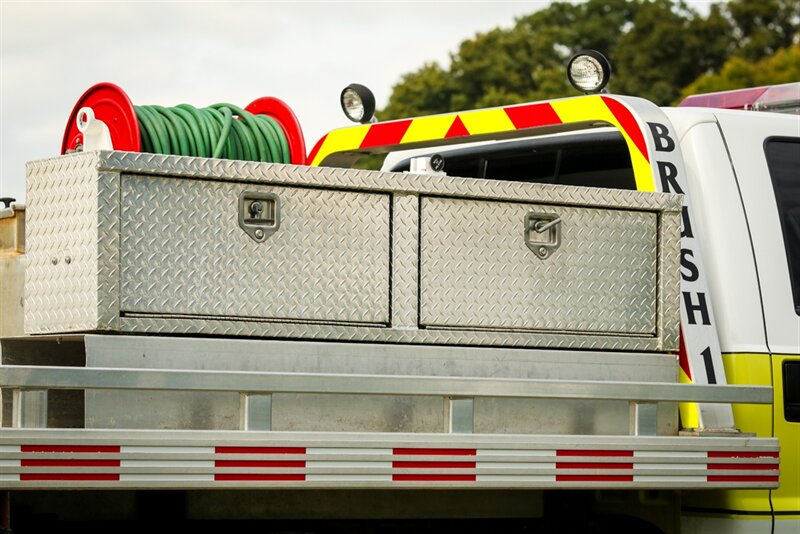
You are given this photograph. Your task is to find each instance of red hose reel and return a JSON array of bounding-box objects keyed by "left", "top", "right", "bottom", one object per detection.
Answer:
[{"left": 61, "top": 82, "right": 307, "bottom": 165}]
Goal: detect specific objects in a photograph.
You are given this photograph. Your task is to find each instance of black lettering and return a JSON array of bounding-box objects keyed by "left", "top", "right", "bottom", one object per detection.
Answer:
[
  {"left": 681, "top": 206, "right": 694, "bottom": 238},
  {"left": 681, "top": 249, "right": 699, "bottom": 282},
  {"left": 648, "top": 122, "right": 676, "bottom": 152},
  {"left": 683, "top": 291, "right": 711, "bottom": 325},
  {"left": 658, "top": 161, "right": 684, "bottom": 194},
  {"left": 701, "top": 346, "right": 717, "bottom": 384}
]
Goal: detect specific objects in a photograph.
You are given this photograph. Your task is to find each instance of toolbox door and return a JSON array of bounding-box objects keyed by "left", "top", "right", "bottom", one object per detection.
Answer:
[
  {"left": 418, "top": 196, "right": 658, "bottom": 335},
  {"left": 119, "top": 175, "right": 391, "bottom": 325}
]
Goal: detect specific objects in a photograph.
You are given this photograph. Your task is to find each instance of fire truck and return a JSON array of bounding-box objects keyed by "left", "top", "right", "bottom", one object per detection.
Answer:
[{"left": 0, "top": 52, "right": 797, "bottom": 533}]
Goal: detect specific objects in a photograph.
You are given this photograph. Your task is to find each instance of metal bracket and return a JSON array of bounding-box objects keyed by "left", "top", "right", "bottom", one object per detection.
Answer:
[
  {"left": 630, "top": 401, "right": 658, "bottom": 436},
  {"left": 11, "top": 389, "right": 48, "bottom": 429},
  {"left": 446, "top": 397, "right": 474, "bottom": 434},
  {"left": 238, "top": 191, "right": 280, "bottom": 243},
  {"left": 525, "top": 212, "right": 561, "bottom": 259},
  {"left": 241, "top": 393, "right": 272, "bottom": 431}
]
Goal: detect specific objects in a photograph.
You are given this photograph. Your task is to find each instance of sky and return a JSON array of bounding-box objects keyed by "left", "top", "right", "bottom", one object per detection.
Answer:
[{"left": 0, "top": 0, "right": 716, "bottom": 202}]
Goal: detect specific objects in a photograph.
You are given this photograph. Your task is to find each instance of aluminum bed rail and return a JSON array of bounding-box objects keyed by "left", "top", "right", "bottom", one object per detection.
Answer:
[
  {"left": 0, "top": 361, "right": 779, "bottom": 491},
  {"left": 0, "top": 365, "right": 773, "bottom": 403}
]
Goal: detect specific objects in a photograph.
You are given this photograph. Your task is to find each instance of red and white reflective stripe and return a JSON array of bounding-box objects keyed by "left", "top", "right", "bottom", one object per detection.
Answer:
[
  {"left": 393, "top": 448, "right": 477, "bottom": 482},
  {"left": 16, "top": 445, "right": 120, "bottom": 481},
  {"left": 1, "top": 443, "right": 779, "bottom": 486},
  {"left": 705, "top": 451, "right": 780, "bottom": 483},
  {"left": 214, "top": 446, "right": 306, "bottom": 481},
  {"left": 554, "top": 450, "right": 634, "bottom": 482}
]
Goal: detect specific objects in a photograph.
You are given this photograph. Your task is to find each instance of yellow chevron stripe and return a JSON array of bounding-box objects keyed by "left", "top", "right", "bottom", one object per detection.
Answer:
[
  {"left": 312, "top": 97, "right": 656, "bottom": 196},
  {"left": 309, "top": 124, "right": 371, "bottom": 166},
  {"left": 400, "top": 114, "right": 457, "bottom": 143},
  {"left": 550, "top": 97, "right": 655, "bottom": 192},
  {"left": 459, "top": 108, "right": 515, "bottom": 135}
]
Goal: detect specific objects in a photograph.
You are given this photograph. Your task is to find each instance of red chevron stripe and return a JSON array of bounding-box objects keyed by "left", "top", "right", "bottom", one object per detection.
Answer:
[
  {"left": 444, "top": 116, "right": 469, "bottom": 138},
  {"left": 678, "top": 327, "right": 692, "bottom": 380},
  {"left": 306, "top": 134, "right": 327, "bottom": 165},
  {"left": 360, "top": 120, "right": 412, "bottom": 148},
  {"left": 504, "top": 103, "right": 562, "bottom": 129},
  {"left": 601, "top": 96, "right": 649, "bottom": 162}
]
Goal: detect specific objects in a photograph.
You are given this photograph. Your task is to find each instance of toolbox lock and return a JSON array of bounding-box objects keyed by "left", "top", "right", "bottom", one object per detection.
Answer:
[
  {"left": 238, "top": 191, "right": 280, "bottom": 243},
  {"left": 525, "top": 212, "right": 561, "bottom": 259}
]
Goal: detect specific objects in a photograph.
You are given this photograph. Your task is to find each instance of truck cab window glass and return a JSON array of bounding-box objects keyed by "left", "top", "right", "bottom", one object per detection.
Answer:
[
  {"left": 388, "top": 130, "right": 637, "bottom": 191},
  {"left": 784, "top": 361, "right": 800, "bottom": 423},
  {"left": 764, "top": 138, "right": 800, "bottom": 315}
]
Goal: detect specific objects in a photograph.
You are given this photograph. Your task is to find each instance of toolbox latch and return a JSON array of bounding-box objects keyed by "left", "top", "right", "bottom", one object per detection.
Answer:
[
  {"left": 525, "top": 212, "right": 561, "bottom": 259},
  {"left": 238, "top": 191, "right": 280, "bottom": 243}
]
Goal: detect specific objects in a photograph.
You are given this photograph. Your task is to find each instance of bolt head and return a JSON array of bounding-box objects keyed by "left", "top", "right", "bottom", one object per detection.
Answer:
[{"left": 254, "top": 229, "right": 265, "bottom": 240}]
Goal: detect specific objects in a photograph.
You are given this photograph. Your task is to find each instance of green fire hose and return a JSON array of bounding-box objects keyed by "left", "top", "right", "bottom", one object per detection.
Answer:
[{"left": 134, "top": 103, "right": 290, "bottom": 163}]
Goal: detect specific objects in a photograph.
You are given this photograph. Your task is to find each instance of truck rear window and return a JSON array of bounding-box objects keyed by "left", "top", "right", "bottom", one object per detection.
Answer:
[
  {"left": 387, "top": 130, "right": 637, "bottom": 191},
  {"left": 765, "top": 137, "right": 800, "bottom": 315}
]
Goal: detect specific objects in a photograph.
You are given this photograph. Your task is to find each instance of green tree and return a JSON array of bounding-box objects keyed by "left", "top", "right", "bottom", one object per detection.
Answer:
[
  {"left": 381, "top": 0, "right": 647, "bottom": 119},
  {"left": 381, "top": 63, "right": 455, "bottom": 119},
  {"left": 613, "top": 1, "right": 733, "bottom": 104},
  {"left": 680, "top": 44, "right": 800, "bottom": 98},
  {"left": 380, "top": 0, "right": 796, "bottom": 120},
  {"left": 726, "top": 0, "right": 800, "bottom": 60}
]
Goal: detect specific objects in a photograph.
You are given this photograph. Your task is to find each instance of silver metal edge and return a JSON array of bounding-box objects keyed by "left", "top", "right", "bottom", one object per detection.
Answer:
[
  {"left": 40, "top": 151, "right": 688, "bottom": 213},
  {"left": 118, "top": 317, "right": 665, "bottom": 352},
  {"left": 0, "top": 365, "right": 773, "bottom": 404},
  {"left": 391, "top": 193, "right": 419, "bottom": 328},
  {"left": 660, "top": 210, "right": 682, "bottom": 352}
]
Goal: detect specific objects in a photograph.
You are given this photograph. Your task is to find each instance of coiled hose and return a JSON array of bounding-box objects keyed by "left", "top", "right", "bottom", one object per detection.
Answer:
[{"left": 134, "top": 103, "right": 290, "bottom": 163}]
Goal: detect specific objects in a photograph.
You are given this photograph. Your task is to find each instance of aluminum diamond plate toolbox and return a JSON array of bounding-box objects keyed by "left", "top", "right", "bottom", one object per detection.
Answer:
[{"left": 25, "top": 151, "right": 681, "bottom": 352}]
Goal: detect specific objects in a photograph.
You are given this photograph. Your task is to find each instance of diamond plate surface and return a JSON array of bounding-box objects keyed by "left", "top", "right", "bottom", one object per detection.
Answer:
[
  {"left": 24, "top": 152, "right": 680, "bottom": 352},
  {"left": 97, "top": 172, "right": 121, "bottom": 329},
  {"left": 119, "top": 316, "right": 664, "bottom": 351},
  {"left": 25, "top": 153, "right": 102, "bottom": 333},
  {"left": 120, "top": 175, "right": 390, "bottom": 323},
  {"left": 94, "top": 151, "right": 683, "bottom": 213},
  {"left": 659, "top": 211, "right": 682, "bottom": 351},
  {"left": 420, "top": 198, "right": 657, "bottom": 334},
  {"left": 391, "top": 194, "right": 419, "bottom": 328}
]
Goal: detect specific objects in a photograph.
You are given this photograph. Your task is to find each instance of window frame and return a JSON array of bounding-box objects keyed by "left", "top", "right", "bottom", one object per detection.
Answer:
[{"left": 763, "top": 136, "right": 800, "bottom": 316}]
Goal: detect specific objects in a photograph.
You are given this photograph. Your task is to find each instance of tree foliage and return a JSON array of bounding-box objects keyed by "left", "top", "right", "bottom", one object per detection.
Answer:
[
  {"left": 380, "top": 0, "right": 800, "bottom": 120},
  {"left": 680, "top": 44, "right": 800, "bottom": 98}
]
